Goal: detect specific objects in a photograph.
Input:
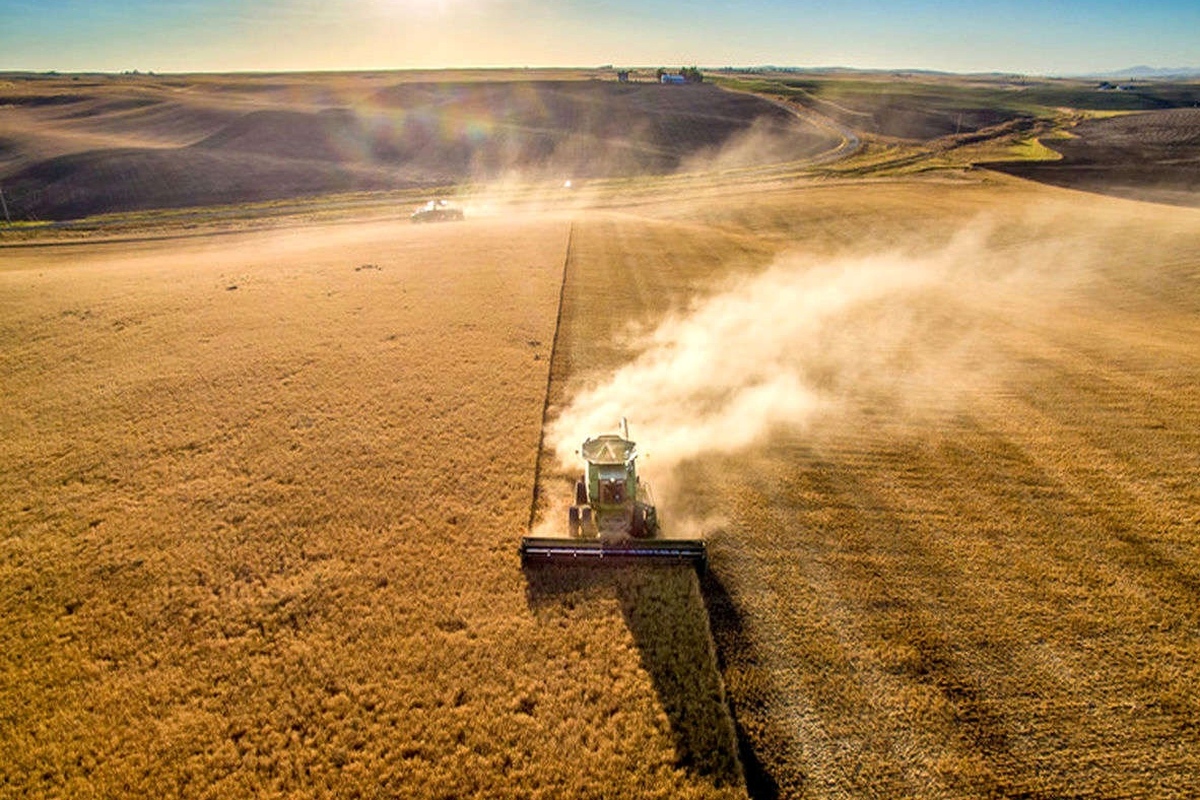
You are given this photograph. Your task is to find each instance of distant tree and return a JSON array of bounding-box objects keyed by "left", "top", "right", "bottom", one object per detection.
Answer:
[
  {"left": 655, "top": 68, "right": 666, "bottom": 81},
  {"left": 680, "top": 66, "right": 704, "bottom": 83}
]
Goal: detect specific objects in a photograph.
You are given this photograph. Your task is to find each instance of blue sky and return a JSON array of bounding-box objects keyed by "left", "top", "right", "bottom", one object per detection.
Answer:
[{"left": 1, "top": 0, "right": 1197, "bottom": 75}]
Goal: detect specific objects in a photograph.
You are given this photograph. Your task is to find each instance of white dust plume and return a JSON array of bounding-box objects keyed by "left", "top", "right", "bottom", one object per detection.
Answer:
[{"left": 548, "top": 221, "right": 1086, "bottom": 485}]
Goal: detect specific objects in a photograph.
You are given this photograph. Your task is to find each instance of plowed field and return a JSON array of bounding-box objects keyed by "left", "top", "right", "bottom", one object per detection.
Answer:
[
  {"left": 0, "top": 72, "right": 835, "bottom": 220},
  {"left": 994, "top": 108, "right": 1200, "bottom": 208}
]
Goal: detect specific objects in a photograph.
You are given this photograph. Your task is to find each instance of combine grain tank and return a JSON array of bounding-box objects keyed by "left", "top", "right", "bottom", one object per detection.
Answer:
[{"left": 521, "top": 419, "right": 706, "bottom": 570}]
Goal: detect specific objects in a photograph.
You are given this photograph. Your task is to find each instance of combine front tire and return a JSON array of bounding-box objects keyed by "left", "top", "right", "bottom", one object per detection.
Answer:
[
  {"left": 630, "top": 506, "right": 646, "bottom": 538},
  {"left": 630, "top": 503, "right": 658, "bottom": 538}
]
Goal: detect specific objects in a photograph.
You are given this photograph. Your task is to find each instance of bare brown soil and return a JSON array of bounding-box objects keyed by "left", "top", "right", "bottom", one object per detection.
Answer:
[
  {"left": 991, "top": 108, "right": 1200, "bottom": 207},
  {"left": 741, "top": 71, "right": 1200, "bottom": 142},
  {"left": 0, "top": 72, "right": 835, "bottom": 220}
]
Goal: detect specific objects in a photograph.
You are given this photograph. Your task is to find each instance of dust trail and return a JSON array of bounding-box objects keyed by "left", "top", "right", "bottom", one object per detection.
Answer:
[
  {"left": 678, "top": 114, "right": 833, "bottom": 174},
  {"left": 548, "top": 220, "right": 1088, "bottom": 511}
]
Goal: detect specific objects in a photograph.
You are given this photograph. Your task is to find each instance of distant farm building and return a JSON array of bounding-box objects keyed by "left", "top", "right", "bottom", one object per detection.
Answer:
[{"left": 660, "top": 74, "right": 686, "bottom": 85}]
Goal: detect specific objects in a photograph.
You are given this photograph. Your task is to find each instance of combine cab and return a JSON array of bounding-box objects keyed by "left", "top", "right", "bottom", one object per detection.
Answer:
[{"left": 521, "top": 420, "right": 707, "bottom": 570}]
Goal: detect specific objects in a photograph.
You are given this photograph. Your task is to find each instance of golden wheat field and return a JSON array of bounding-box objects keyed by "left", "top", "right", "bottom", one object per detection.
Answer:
[
  {"left": 3, "top": 163, "right": 1199, "bottom": 799},
  {"left": 0, "top": 213, "right": 742, "bottom": 798},
  {"left": 538, "top": 174, "right": 1200, "bottom": 798}
]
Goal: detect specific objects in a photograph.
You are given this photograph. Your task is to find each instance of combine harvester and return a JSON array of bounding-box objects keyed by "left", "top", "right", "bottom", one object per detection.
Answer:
[{"left": 521, "top": 419, "right": 707, "bottom": 570}]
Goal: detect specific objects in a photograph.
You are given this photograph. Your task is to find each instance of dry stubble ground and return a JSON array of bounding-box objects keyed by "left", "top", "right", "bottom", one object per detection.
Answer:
[
  {"left": 545, "top": 176, "right": 1200, "bottom": 798},
  {"left": 0, "top": 215, "right": 743, "bottom": 798}
]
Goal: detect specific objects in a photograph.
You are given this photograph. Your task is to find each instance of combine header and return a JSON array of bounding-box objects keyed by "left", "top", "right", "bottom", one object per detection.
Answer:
[{"left": 521, "top": 419, "right": 707, "bottom": 570}]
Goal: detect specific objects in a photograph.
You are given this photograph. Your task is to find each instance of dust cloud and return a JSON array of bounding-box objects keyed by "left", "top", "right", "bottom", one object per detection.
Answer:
[
  {"left": 458, "top": 112, "right": 819, "bottom": 217},
  {"left": 548, "top": 219, "right": 1090, "bottom": 503},
  {"left": 679, "top": 115, "right": 831, "bottom": 173}
]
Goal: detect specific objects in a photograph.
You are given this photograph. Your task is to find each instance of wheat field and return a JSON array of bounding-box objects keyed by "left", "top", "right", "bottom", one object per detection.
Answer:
[
  {"left": 3, "top": 167, "right": 1199, "bottom": 798},
  {"left": 542, "top": 175, "right": 1200, "bottom": 798},
  {"left": 1, "top": 214, "right": 744, "bottom": 798}
]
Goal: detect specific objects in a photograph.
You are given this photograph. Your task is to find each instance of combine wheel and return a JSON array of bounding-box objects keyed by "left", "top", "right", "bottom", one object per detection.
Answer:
[
  {"left": 630, "top": 504, "right": 658, "bottom": 538},
  {"left": 631, "top": 506, "right": 647, "bottom": 538},
  {"left": 575, "top": 479, "right": 588, "bottom": 506},
  {"left": 568, "top": 505, "right": 581, "bottom": 537}
]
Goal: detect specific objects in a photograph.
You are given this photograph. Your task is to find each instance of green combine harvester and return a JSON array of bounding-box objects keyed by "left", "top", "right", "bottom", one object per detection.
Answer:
[{"left": 521, "top": 419, "right": 707, "bottom": 570}]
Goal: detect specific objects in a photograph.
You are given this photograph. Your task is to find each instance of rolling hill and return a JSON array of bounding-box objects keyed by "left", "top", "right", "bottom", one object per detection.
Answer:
[{"left": 0, "top": 73, "right": 836, "bottom": 220}]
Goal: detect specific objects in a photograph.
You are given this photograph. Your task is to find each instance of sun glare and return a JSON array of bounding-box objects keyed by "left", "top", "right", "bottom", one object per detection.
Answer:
[{"left": 374, "top": 0, "right": 465, "bottom": 13}]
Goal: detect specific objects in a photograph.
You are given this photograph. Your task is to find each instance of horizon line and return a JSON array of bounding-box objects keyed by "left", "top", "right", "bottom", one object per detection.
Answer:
[{"left": 3, "top": 64, "right": 1199, "bottom": 80}]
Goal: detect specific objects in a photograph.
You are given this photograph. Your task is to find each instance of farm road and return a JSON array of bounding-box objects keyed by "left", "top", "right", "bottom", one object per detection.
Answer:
[{"left": 731, "top": 88, "right": 863, "bottom": 167}]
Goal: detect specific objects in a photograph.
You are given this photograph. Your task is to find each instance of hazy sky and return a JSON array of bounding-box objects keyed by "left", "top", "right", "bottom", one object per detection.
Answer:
[{"left": 2, "top": 0, "right": 1197, "bottom": 76}]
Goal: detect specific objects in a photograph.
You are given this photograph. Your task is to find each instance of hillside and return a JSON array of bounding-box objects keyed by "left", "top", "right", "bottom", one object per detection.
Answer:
[
  {"left": 719, "top": 71, "right": 1200, "bottom": 141},
  {"left": 4, "top": 69, "right": 1200, "bottom": 798},
  {"left": 0, "top": 73, "right": 836, "bottom": 220},
  {"left": 991, "top": 108, "right": 1200, "bottom": 207}
]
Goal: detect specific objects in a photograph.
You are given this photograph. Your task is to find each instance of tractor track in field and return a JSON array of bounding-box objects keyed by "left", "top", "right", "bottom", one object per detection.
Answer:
[
  {"left": 526, "top": 221, "right": 575, "bottom": 534},
  {"left": 722, "top": 86, "right": 863, "bottom": 167}
]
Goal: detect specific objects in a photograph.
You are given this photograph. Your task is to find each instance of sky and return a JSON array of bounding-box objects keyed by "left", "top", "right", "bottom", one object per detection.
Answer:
[{"left": 1, "top": 0, "right": 1197, "bottom": 76}]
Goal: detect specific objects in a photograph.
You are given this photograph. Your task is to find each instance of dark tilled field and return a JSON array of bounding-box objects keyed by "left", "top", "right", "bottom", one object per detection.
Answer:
[
  {"left": 0, "top": 74, "right": 836, "bottom": 220},
  {"left": 992, "top": 108, "right": 1200, "bottom": 207}
]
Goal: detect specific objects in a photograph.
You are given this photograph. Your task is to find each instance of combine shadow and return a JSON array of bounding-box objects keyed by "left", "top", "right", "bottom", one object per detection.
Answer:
[
  {"left": 525, "top": 565, "right": 744, "bottom": 789},
  {"left": 699, "top": 570, "right": 784, "bottom": 800}
]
